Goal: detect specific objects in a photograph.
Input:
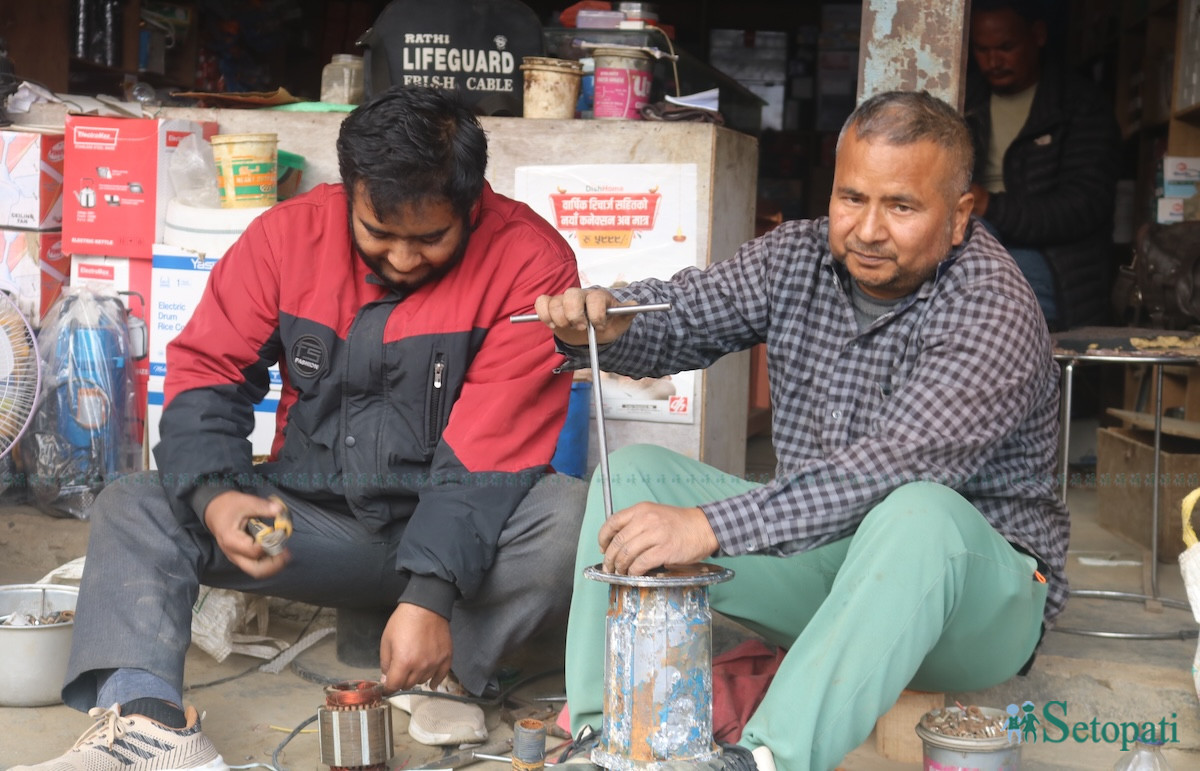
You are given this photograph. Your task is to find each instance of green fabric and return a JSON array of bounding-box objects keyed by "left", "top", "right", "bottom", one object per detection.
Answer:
[
  {"left": 565, "top": 444, "right": 1048, "bottom": 771},
  {"left": 269, "top": 101, "right": 356, "bottom": 112}
]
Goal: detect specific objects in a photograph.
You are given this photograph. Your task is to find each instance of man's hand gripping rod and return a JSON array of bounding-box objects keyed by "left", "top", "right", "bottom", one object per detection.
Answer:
[{"left": 511, "top": 302, "right": 671, "bottom": 519}]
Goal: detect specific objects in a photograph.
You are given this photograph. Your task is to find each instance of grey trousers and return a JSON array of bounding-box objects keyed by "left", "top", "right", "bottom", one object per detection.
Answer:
[{"left": 62, "top": 470, "right": 588, "bottom": 711}]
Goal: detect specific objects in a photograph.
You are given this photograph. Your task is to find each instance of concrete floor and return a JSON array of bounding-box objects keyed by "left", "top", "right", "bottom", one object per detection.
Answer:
[{"left": 2, "top": 429, "right": 1199, "bottom": 769}]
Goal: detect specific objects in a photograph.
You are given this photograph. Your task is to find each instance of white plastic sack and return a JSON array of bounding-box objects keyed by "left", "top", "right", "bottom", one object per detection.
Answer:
[
  {"left": 191, "top": 586, "right": 288, "bottom": 663},
  {"left": 1178, "top": 488, "right": 1200, "bottom": 699}
]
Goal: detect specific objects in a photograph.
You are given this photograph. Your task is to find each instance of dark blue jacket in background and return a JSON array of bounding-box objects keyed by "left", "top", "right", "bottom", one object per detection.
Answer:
[{"left": 965, "top": 58, "right": 1122, "bottom": 329}]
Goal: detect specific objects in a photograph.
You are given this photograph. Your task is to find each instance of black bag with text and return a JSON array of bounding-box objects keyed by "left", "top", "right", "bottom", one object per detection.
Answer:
[
  {"left": 1112, "top": 221, "right": 1200, "bottom": 329},
  {"left": 357, "top": 0, "right": 544, "bottom": 116}
]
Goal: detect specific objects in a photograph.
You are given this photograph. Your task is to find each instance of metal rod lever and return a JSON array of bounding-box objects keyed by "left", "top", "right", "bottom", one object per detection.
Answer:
[
  {"left": 510, "top": 301, "right": 672, "bottom": 519},
  {"left": 509, "top": 303, "right": 672, "bottom": 324},
  {"left": 588, "top": 321, "right": 614, "bottom": 520}
]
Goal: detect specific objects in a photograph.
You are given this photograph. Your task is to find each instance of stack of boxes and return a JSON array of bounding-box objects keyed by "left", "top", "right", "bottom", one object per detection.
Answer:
[
  {"left": 60, "top": 114, "right": 218, "bottom": 461},
  {"left": 0, "top": 129, "right": 70, "bottom": 326},
  {"left": 1156, "top": 155, "right": 1200, "bottom": 223},
  {"left": 708, "top": 29, "right": 790, "bottom": 132}
]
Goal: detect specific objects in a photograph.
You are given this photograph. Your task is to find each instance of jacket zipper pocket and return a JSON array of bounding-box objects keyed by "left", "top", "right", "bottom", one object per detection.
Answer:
[{"left": 427, "top": 355, "right": 446, "bottom": 448}]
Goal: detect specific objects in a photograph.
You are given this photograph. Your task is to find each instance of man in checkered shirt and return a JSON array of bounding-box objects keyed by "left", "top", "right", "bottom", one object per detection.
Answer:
[{"left": 535, "top": 90, "right": 1067, "bottom": 771}]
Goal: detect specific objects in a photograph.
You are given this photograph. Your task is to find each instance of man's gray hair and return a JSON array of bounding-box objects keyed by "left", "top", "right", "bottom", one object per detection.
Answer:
[{"left": 837, "top": 90, "right": 975, "bottom": 197}]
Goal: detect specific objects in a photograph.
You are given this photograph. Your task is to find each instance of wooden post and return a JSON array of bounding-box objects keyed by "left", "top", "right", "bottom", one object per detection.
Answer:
[{"left": 874, "top": 689, "right": 944, "bottom": 763}]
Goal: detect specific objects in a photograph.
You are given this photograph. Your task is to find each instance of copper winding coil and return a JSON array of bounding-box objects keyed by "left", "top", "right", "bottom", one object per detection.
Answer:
[
  {"left": 318, "top": 680, "right": 393, "bottom": 769},
  {"left": 325, "top": 679, "right": 385, "bottom": 708}
]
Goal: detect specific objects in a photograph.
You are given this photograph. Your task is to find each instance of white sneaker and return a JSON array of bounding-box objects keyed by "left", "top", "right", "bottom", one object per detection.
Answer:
[
  {"left": 388, "top": 676, "right": 488, "bottom": 746},
  {"left": 11, "top": 703, "right": 229, "bottom": 771}
]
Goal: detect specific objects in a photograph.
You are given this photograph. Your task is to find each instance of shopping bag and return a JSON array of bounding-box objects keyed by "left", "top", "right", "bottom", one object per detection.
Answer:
[{"left": 1178, "top": 487, "right": 1200, "bottom": 698}]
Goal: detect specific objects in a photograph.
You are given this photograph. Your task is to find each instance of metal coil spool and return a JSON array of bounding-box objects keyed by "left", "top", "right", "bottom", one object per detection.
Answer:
[{"left": 317, "top": 680, "right": 394, "bottom": 769}]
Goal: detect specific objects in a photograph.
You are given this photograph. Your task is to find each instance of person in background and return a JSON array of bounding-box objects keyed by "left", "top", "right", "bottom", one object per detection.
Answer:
[
  {"left": 964, "top": 0, "right": 1122, "bottom": 330},
  {"left": 536, "top": 90, "right": 1067, "bottom": 771},
  {"left": 15, "top": 86, "right": 587, "bottom": 771}
]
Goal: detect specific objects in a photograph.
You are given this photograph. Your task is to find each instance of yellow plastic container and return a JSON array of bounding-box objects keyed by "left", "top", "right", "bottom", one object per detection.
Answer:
[{"left": 211, "top": 133, "right": 278, "bottom": 209}]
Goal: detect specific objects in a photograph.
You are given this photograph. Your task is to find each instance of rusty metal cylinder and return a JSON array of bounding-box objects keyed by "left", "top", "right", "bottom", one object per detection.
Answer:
[
  {"left": 585, "top": 563, "right": 734, "bottom": 770},
  {"left": 317, "top": 680, "right": 393, "bottom": 770}
]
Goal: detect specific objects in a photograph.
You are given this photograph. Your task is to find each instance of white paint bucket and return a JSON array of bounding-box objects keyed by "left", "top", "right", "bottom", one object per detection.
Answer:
[
  {"left": 592, "top": 47, "right": 654, "bottom": 120},
  {"left": 916, "top": 707, "right": 1022, "bottom": 771},
  {"left": 0, "top": 584, "right": 79, "bottom": 707},
  {"left": 211, "top": 133, "right": 278, "bottom": 209},
  {"left": 521, "top": 57, "right": 583, "bottom": 119}
]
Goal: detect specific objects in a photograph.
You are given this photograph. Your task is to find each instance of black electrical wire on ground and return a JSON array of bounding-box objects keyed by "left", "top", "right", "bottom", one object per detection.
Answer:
[
  {"left": 271, "top": 713, "right": 318, "bottom": 770},
  {"left": 184, "top": 602, "right": 325, "bottom": 692},
  {"left": 555, "top": 724, "right": 601, "bottom": 764}
]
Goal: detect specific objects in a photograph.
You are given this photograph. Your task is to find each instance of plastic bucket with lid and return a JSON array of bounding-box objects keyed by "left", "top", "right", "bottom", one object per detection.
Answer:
[
  {"left": 521, "top": 57, "right": 583, "bottom": 119},
  {"left": 916, "top": 707, "right": 1021, "bottom": 771},
  {"left": 164, "top": 198, "right": 272, "bottom": 259},
  {"left": 0, "top": 584, "right": 79, "bottom": 707},
  {"left": 592, "top": 47, "right": 654, "bottom": 119},
  {"left": 211, "top": 133, "right": 278, "bottom": 209}
]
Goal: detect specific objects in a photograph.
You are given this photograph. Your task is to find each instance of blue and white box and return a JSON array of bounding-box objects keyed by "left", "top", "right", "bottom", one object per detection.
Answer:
[
  {"left": 1162, "top": 156, "right": 1200, "bottom": 182},
  {"left": 147, "top": 243, "right": 281, "bottom": 465}
]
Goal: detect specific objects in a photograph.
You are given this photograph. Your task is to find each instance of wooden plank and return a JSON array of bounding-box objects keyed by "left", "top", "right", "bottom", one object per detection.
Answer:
[{"left": 1106, "top": 407, "right": 1200, "bottom": 441}]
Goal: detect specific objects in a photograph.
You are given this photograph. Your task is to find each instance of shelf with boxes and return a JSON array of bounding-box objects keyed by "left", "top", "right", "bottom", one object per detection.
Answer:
[{"left": 1114, "top": 0, "right": 1200, "bottom": 226}]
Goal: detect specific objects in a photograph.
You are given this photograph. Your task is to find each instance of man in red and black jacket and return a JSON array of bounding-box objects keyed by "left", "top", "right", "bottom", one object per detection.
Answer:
[{"left": 20, "top": 87, "right": 586, "bottom": 769}]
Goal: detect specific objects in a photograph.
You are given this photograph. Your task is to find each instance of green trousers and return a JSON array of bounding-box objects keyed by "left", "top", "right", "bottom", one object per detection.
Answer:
[{"left": 565, "top": 445, "right": 1049, "bottom": 771}]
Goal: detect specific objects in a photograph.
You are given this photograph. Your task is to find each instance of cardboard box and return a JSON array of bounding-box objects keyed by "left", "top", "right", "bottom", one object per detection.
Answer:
[
  {"left": 1157, "top": 196, "right": 1184, "bottom": 223},
  {"left": 145, "top": 244, "right": 281, "bottom": 464},
  {"left": 62, "top": 116, "right": 216, "bottom": 260},
  {"left": 1162, "top": 181, "right": 1198, "bottom": 198},
  {"left": 0, "top": 130, "right": 65, "bottom": 230},
  {"left": 0, "top": 228, "right": 69, "bottom": 324},
  {"left": 1096, "top": 426, "right": 1200, "bottom": 562},
  {"left": 1163, "top": 155, "right": 1200, "bottom": 182}
]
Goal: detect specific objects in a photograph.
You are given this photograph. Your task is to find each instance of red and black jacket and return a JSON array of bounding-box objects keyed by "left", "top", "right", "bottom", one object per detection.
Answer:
[{"left": 156, "top": 182, "right": 578, "bottom": 613}]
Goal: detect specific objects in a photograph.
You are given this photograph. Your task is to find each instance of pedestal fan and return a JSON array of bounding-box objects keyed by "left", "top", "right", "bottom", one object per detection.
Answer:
[{"left": 0, "top": 279, "right": 40, "bottom": 488}]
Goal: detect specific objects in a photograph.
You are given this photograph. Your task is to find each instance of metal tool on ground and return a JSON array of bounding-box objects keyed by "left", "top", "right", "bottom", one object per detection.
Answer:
[
  {"left": 513, "top": 302, "right": 734, "bottom": 770},
  {"left": 245, "top": 494, "right": 292, "bottom": 556},
  {"left": 409, "top": 738, "right": 514, "bottom": 770},
  {"left": 317, "top": 679, "right": 394, "bottom": 770}
]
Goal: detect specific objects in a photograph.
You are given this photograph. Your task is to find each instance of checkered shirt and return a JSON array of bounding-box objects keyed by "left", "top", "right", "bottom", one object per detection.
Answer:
[{"left": 572, "top": 217, "right": 1070, "bottom": 627}]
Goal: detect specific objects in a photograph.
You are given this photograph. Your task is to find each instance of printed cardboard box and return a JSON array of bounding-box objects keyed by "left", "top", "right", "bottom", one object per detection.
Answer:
[
  {"left": 146, "top": 244, "right": 281, "bottom": 465},
  {"left": 0, "top": 228, "right": 69, "bottom": 325},
  {"left": 63, "top": 116, "right": 216, "bottom": 259},
  {"left": 1163, "top": 155, "right": 1200, "bottom": 183},
  {"left": 0, "top": 130, "right": 66, "bottom": 230},
  {"left": 1157, "top": 197, "right": 1184, "bottom": 224}
]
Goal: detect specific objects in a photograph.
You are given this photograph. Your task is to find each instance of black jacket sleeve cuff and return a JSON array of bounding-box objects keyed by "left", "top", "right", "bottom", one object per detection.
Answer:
[
  {"left": 399, "top": 574, "right": 459, "bottom": 620},
  {"left": 189, "top": 483, "right": 239, "bottom": 530}
]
